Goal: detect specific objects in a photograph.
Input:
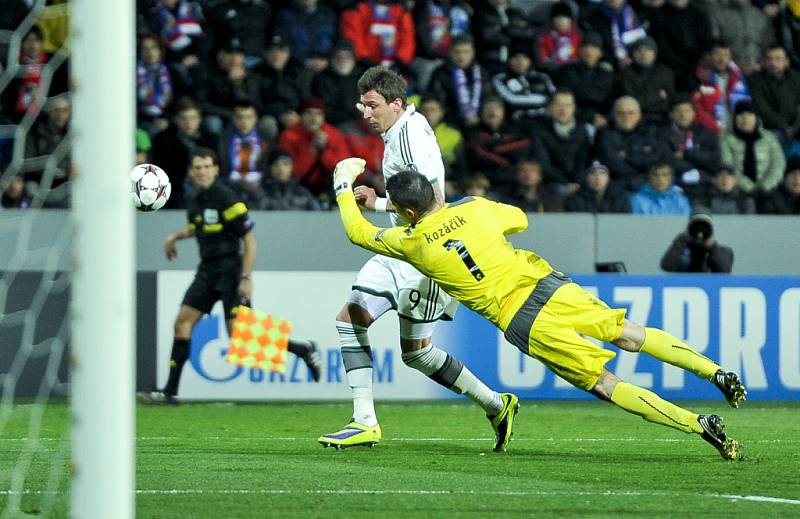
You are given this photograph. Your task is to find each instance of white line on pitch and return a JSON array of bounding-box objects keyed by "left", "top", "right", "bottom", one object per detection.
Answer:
[
  {"left": 2, "top": 437, "right": 798, "bottom": 443},
  {"left": 1, "top": 489, "right": 798, "bottom": 505}
]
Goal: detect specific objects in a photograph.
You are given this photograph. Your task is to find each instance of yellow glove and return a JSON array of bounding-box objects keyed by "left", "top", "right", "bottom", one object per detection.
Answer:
[{"left": 333, "top": 157, "right": 366, "bottom": 196}]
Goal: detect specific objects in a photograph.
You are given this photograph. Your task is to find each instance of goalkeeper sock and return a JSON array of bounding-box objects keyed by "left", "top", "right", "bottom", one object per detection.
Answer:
[
  {"left": 610, "top": 382, "right": 703, "bottom": 434},
  {"left": 402, "top": 345, "right": 503, "bottom": 415},
  {"left": 287, "top": 339, "right": 311, "bottom": 357},
  {"left": 164, "top": 338, "right": 190, "bottom": 396},
  {"left": 641, "top": 327, "right": 720, "bottom": 380},
  {"left": 337, "top": 321, "right": 377, "bottom": 426}
]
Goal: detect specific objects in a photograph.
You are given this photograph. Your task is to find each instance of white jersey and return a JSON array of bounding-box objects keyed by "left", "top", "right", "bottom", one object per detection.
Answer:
[
  {"left": 348, "top": 102, "right": 457, "bottom": 330},
  {"left": 381, "top": 104, "right": 446, "bottom": 226}
]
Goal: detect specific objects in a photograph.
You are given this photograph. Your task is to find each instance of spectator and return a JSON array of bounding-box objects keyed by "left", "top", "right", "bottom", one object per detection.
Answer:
[
  {"left": 619, "top": 37, "right": 676, "bottom": 124},
  {"left": 151, "top": 97, "right": 219, "bottom": 209},
  {"left": 720, "top": 100, "right": 785, "bottom": 194},
  {"left": 152, "top": 0, "right": 206, "bottom": 68},
  {"left": 1, "top": 26, "right": 68, "bottom": 123},
  {"left": 253, "top": 35, "right": 305, "bottom": 140},
  {"left": 206, "top": 0, "right": 272, "bottom": 67},
  {"left": 660, "top": 207, "right": 734, "bottom": 272},
  {"left": 532, "top": 89, "right": 592, "bottom": 196},
  {"left": 758, "top": 156, "right": 800, "bottom": 214},
  {"left": 579, "top": 0, "right": 646, "bottom": 70},
  {"left": 256, "top": 152, "right": 323, "bottom": 211},
  {"left": 218, "top": 100, "right": 271, "bottom": 203},
  {"left": 274, "top": 0, "right": 337, "bottom": 64},
  {"left": 464, "top": 97, "right": 531, "bottom": 189},
  {"left": 692, "top": 41, "right": 750, "bottom": 133},
  {"left": 340, "top": 0, "right": 415, "bottom": 67},
  {"left": 24, "top": 95, "right": 71, "bottom": 201},
  {"left": 778, "top": 1, "right": 800, "bottom": 69},
  {"left": 707, "top": 0, "right": 774, "bottom": 74},
  {"left": 646, "top": 0, "right": 713, "bottom": 92},
  {"left": 499, "top": 159, "right": 563, "bottom": 212},
  {"left": 418, "top": 96, "right": 466, "bottom": 182},
  {"left": 411, "top": 0, "right": 472, "bottom": 90},
  {"left": 458, "top": 172, "right": 499, "bottom": 199},
  {"left": 277, "top": 97, "right": 352, "bottom": 198},
  {"left": 754, "top": 0, "right": 783, "bottom": 38},
  {"left": 666, "top": 95, "right": 721, "bottom": 196},
  {"left": 747, "top": 45, "right": 800, "bottom": 148},
  {"left": 564, "top": 160, "right": 631, "bottom": 213},
  {"left": 137, "top": 34, "right": 173, "bottom": 135},
  {"left": 536, "top": 1, "right": 583, "bottom": 75},
  {"left": 693, "top": 164, "right": 756, "bottom": 214},
  {"left": 427, "top": 35, "right": 492, "bottom": 129},
  {"left": 630, "top": 162, "right": 692, "bottom": 214},
  {"left": 311, "top": 41, "right": 362, "bottom": 131},
  {"left": 472, "top": 0, "right": 535, "bottom": 75},
  {"left": 556, "top": 32, "right": 616, "bottom": 129},
  {"left": 197, "top": 39, "right": 261, "bottom": 135},
  {"left": 491, "top": 41, "right": 556, "bottom": 121},
  {"left": 1, "top": 176, "right": 32, "bottom": 209},
  {"left": 597, "top": 96, "right": 672, "bottom": 191},
  {"left": 412, "top": 0, "right": 454, "bottom": 62}
]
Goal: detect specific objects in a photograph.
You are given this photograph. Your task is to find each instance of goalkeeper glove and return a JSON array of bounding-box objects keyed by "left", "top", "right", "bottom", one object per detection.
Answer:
[{"left": 333, "top": 157, "right": 366, "bottom": 196}]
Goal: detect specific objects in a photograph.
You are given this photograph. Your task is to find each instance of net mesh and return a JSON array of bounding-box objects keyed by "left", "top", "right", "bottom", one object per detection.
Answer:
[{"left": 1, "top": 0, "right": 73, "bottom": 514}]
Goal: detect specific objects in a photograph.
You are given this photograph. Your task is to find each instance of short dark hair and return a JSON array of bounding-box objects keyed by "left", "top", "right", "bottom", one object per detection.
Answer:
[
  {"left": 386, "top": 170, "right": 436, "bottom": 213},
  {"left": 174, "top": 96, "right": 200, "bottom": 114},
  {"left": 189, "top": 147, "right": 218, "bottom": 166},
  {"left": 670, "top": 93, "right": 694, "bottom": 110},
  {"left": 232, "top": 98, "right": 258, "bottom": 113},
  {"left": 24, "top": 26, "right": 43, "bottom": 42},
  {"left": 357, "top": 66, "right": 407, "bottom": 105},
  {"left": 763, "top": 44, "right": 786, "bottom": 57},
  {"left": 551, "top": 87, "right": 575, "bottom": 100},
  {"left": 710, "top": 39, "right": 730, "bottom": 51}
]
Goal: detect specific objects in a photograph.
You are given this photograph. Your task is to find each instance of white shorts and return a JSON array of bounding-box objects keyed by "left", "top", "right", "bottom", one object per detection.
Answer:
[{"left": 350, "top": 255, "right": 458, "bottom": 324}]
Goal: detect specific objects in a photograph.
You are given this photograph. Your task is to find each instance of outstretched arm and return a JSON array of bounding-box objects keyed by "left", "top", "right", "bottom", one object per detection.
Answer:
[
  {"left": 334, "top": 158, "right": 407, "bottom": 259},
  {"left": 164, "top": 225, "right": 195, "bottom": 261},
  {"left": 238, "top": 231, "right": 256, "bottom": 300}
]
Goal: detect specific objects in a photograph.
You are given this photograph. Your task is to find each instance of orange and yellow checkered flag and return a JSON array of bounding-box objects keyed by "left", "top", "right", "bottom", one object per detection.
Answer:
[{"left": 224, "top": 306, "right": 292, "bottom": 373}]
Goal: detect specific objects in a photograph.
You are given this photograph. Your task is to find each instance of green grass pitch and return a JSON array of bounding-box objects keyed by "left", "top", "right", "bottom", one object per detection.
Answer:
[{"left": 2, "top": 400, "right": 799, "bottom": 517}]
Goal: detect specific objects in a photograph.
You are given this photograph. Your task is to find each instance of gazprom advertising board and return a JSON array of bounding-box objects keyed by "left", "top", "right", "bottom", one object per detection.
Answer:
[{"left": 156, "top": 272, "right": 800, "bottom": 400}]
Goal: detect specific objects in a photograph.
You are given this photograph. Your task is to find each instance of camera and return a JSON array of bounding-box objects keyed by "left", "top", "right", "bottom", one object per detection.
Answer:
[{"left": 688, "top": 218, "right": 712, "bottom": 242}]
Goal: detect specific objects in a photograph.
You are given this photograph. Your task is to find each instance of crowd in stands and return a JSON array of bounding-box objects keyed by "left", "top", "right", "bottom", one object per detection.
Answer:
[{"left": 2, "top": 0, "right": 800, "bottom": 215}]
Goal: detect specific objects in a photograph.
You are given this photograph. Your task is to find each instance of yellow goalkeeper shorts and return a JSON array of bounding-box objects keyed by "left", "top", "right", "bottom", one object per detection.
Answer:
[{"left": 526, "top": 282, "right": 626, "bottom": 391}]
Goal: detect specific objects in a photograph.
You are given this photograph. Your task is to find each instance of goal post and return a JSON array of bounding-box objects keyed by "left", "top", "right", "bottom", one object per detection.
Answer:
[{"left": 70, "top": 0, "right": 135, "bottom": 517}]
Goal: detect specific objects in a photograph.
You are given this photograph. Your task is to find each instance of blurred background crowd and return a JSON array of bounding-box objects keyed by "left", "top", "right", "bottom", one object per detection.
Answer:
[{"left": 1, "top": 0, "right": 800, "bottom": 215}]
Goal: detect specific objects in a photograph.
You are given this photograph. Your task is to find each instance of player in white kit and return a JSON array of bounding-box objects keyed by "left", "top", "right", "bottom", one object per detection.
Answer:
[{"left": 318, "top": 67, "right": 519, "bottom": 451}]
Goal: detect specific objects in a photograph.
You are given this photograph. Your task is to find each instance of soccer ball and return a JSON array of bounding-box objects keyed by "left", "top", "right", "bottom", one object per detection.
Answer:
[{"left": 130, "top": 164, "right": 171, "bottom": 211}]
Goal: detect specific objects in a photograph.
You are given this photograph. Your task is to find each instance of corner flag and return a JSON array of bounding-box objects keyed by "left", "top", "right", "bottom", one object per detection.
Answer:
[{"left": 225, "top": 306, "right": 292, "bottom": 373}]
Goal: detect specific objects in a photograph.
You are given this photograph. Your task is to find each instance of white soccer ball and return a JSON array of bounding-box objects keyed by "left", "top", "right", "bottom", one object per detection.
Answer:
[{"left": 130, "top": 164, "right": 171, "bottom": 212}]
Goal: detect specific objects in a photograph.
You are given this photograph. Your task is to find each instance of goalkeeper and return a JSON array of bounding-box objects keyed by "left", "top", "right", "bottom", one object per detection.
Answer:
[
  {"left": 139, "top": 148, "right": 322, "bottom": 405},
  {"left": 332, "top": 158, "right": 747, "bottom": 460}
]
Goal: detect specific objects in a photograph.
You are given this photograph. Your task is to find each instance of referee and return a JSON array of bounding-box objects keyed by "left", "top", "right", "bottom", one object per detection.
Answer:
[{"left": 141, "top": 148, "right": 321, "bottom": 405}]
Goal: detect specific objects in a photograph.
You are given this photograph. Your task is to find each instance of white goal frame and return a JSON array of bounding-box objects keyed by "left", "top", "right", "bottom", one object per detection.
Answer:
[{"left": 70, "top": 1, "right": 135, "bottom": 517}]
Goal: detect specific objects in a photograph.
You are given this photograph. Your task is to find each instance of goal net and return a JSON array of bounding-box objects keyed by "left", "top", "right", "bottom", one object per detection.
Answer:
[{"left": 0, "top": 1, "right": 135, "bottom": 517}]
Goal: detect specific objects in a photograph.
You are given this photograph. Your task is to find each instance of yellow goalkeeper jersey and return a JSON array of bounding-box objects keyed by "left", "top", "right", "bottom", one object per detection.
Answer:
[{"left": 338, "top": 192, "right": 556, "bottom": 330}]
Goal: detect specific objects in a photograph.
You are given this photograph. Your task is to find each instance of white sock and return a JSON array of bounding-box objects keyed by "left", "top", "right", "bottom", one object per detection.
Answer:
[
  {"left": 336, "top": 321, "right": 377, "bottom": 426},
  {"left": 402, "top": 344, "right": 503, "bottom": 415}
]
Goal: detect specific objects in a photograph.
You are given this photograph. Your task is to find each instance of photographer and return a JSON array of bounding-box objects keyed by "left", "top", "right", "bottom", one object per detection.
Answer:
[{"left": 660, "top": 207, "right": 734, "bottom": 273}]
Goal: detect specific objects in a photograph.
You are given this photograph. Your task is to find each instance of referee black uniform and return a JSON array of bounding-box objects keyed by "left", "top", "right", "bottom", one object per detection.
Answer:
[{"left": 182, "top": 179, "right": 255, "bottom": 320}]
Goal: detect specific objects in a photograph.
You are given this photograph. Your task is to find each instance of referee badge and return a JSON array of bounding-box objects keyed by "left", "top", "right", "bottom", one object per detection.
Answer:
[{"left": 204, "top": 208, "right": 219, "bottom": 224}]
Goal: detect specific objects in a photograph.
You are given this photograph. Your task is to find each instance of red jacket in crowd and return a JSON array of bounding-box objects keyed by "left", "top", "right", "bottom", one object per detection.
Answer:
[
  {"left": 340, "top": 2, "right": 416, "bottom": 66},
  {"left": 278, "top": 122, "right": 352, "bottom": 195}
]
